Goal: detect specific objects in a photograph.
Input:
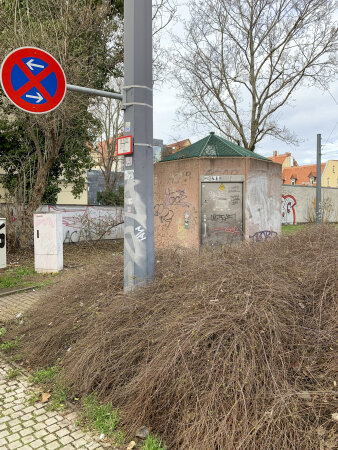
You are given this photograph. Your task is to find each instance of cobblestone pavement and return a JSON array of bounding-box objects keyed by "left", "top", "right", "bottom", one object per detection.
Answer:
[
  {"left": 0, "top": 360, "right": 112, "bottom": 449},
  {"left": 0, "top": 290, "right": 41, "bottom": 322}
]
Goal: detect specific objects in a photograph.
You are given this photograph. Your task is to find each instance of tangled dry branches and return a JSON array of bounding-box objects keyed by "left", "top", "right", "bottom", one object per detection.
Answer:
[{"left": 10, "top": 225, "right": 338, "bottom": 449}]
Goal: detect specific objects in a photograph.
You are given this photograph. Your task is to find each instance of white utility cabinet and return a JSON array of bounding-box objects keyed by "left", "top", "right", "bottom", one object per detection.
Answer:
[
  {"left": 0, "top": 218, "right": 6, "bottom": 269},
  {"left": 34, "top": 213, "right": 63, "bottom": 273}
]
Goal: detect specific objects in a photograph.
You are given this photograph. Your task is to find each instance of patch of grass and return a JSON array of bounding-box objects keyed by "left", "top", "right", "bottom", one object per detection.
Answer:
[
  {"left": 79, "top": 394, "right": 123, "bottom": 442},
  {"left": 0, "top": 337, "right": 20, "bottom": 353},
  {"left": 282, "top": 224, "right": 304, "bottom": 234},
  {"left": 26, "top": 391, "right": 41, "bottom": 405},
  {"left": 30, "top": 366, "right": 59, "bottom": 386},
  {"left": 142, "top": 434, "right": 166, "bottom": 450},
  {"left": 49, "top": 383, "right": 69, "bottom": 411},
  {"left": 29, "top": 365, "right": 69, "bottom": 410},
  {"left": 0, "top": 265, "right": 37, "bottom": 289},
  {"left": 0, "top": 327, "right": 6, "bottom": 337},
  {"left": 6, "top": 368, "right": 22, "bottom": 380}
]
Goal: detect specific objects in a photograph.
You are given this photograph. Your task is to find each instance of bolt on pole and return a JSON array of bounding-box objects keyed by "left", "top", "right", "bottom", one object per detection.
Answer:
[
  {"left": 316, "top": 134, "right": 322, "bottom": 224},
  {"left": 123, "top": 0, "right": 154, "bottom": 290}
]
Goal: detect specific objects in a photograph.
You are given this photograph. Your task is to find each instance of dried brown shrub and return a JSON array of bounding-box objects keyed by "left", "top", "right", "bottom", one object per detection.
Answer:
[
  {"left": 10, "top": 225, "right": 338, "bottom": 449},
  {"left": 12, "top": 250, "right": 124, "bottom": 367}
]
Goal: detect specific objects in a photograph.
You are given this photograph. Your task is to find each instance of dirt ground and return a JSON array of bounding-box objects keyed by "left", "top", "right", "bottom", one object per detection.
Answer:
[
  {"left": 6, "top": 239, "right": 123, "bottom": 268},
  {"left": 0, "top": 240, "right": 123, "bottom": 295}
]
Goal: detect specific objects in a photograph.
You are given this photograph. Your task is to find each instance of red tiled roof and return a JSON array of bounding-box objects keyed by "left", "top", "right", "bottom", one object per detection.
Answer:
[
  {"left": 167, "top": 139, "right": 191, "bottom": 151},
  {"left": 282, "top": 163, "right": 325, "bottom": 185},
  {"left": 267, "top": 152, "right": 298, "bottom": 166}
]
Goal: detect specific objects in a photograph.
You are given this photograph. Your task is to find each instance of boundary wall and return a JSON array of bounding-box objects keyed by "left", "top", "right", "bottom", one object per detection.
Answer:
[
  {"left": 281, "top": 185, "right": 338, "bottom": 224},
  {"left": 37, "top": 204, "right": 124, "bottom": 243}
]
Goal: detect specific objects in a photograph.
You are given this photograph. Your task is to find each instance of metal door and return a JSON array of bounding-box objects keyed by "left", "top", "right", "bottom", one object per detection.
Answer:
[{"left": 201, "top": 181, "right": 243, "bottom": 245}]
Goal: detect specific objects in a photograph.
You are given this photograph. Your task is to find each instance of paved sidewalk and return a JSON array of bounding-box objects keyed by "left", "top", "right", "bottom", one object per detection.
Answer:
[
  {"left": 0, "top": 290, "right": 41, "bottom": 322},
  {"left": 0, "top": 359, "right": 111, "bottom": 449}
]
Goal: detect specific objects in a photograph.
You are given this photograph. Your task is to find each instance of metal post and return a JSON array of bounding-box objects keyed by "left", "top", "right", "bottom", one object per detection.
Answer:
[
  {"left": 123, "top": 0, "right": 154, "bottom": 290},
  {"left": 0, "top": 218, "right": 6, "bottom": 269},
  {"left": 66, "top": 84, "right": 123, "bottom": 100},
  {"left": 316, "top": 134, "right": 322, "bottom": 224}
]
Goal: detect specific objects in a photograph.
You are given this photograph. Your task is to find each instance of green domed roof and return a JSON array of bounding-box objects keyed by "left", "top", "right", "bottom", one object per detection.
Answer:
[{"left": 162, "top": 133, "right": 269, "bottom": 162}]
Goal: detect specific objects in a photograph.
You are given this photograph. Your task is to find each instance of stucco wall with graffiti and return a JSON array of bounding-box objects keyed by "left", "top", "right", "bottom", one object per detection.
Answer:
[
  {"left": 154, "top": 159, "right": 200, "bottom": 249},
  {"left": 154, "top": 157, "right": 282, "bottom": 248},
  {"left": 281, "top": 186, "right": 338, "bottom": 224},
  {"left": 37, "top": 205, "right": 124, "bottom": 243}
]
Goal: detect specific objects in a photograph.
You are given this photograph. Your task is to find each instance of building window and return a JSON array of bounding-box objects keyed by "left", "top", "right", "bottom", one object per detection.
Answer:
[
  {"left": 291, "top": 178, "right": 295, "bottom": 185},
  {"left": 327, "top": 178, "right": 330, "bottom": 186},
  {"left": 309, "top": 176, "right": 314, "bottom": 185},
  {"left": 333, "top": 165, "right": 335, "bottom": 173}
]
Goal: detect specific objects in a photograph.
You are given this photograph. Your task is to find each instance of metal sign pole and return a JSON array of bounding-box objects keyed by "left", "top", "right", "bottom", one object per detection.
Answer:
[
  {"left": 316, "top": 134, "right": 322, "bottom": 223},
  {"left": 66, "top": 84, "right": 123, "bottom": 101},
  {"left": 123, "top": 0, "right": 154, "bottom": 290}
]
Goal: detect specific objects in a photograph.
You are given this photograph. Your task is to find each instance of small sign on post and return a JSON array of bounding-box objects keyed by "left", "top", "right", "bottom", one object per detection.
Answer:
[
  {"left": 0, "top": 218, "right": 6, "bottom": 269},
  {"left": 117, "top": 135, "right": 133, "bottom": 156}
]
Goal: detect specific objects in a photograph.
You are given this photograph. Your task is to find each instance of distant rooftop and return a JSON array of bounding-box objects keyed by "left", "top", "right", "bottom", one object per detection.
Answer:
[
  {"left": 267, "top": 151, "right": 298, "bottom": 166},
  {"left": 161, "top": 133, "right": 270, "bottom": 162},
  {"left": 166, "top": 139, "right": 191, "bottom": 151}
]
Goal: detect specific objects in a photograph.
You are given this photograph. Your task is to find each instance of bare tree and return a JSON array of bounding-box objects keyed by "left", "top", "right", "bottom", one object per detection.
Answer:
[
  {"left": 91, "top": 79, "right": 124, "bottom": 194},
  {"left": 90, "top": 0, "right": 178, "bottom": 195},
  {"left": 0, "top": 0, "right": 118, "bottom": 247},
  {"left": 174, "top": 0, "right": 338, "bottom": 150},
  {"left": 153, "top": 0, "right": 178, "bottom": 83}
]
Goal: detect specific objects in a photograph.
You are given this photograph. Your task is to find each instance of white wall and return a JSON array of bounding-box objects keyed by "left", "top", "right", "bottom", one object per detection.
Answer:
[
  {"left": 281, "top": 186, "right": 338, "bottom": 224},
  {"left": 37, "top": 205, "right": 124, "bottom": 243}
]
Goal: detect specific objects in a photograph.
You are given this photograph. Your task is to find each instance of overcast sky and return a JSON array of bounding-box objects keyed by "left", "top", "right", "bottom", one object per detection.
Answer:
[{"left": 153, "top": 3, "right": 338, "bottom": 165}]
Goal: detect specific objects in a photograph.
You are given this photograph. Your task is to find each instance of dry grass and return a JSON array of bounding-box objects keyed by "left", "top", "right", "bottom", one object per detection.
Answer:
[{"left": 7, "top": 225, "right": 338, "bottom": 449}]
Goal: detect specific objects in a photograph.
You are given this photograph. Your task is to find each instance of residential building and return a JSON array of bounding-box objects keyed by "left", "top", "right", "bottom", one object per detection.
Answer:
[
  {"left": 161, "top": 138, "right": 191, "bottom": 159},
  {"left": 322, "top": 160, "right": 338, "bottom": 187},
  {"left": 267, "top": 150, "right": 337, "bottom": 187},
  {"left": 267, "top": 151, "right": 298, "bottom": 170},
  {"left": 153, "top": 139, "right": 165, "bottom": 163},
  {"left": 0, "top": 167, "right": 88, "bottom": 204},
  {"left": 282, "top": 163, "right": 326, "bottom": 186}
]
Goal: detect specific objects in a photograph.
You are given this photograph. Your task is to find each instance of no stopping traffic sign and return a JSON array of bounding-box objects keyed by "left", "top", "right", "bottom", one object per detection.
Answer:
[{"left": 0, "top": 47, "right": 66, "bottom": 114}]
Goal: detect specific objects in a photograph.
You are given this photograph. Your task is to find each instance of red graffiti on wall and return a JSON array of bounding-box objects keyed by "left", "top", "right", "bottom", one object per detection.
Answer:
[
  {"left": 282, "top": 194, "right": 297, "bottom": 224},
  {"left": 212, "top": 225, "right": 241, "bottom": 236}
]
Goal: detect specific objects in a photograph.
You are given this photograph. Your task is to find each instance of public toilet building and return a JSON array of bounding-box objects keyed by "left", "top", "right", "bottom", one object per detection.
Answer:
[{"left": 154, "top": 133, "right": 281, "bottom": 248}]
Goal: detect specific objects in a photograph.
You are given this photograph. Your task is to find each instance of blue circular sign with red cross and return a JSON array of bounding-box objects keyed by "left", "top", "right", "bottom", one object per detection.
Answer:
[{"left": 0, "top": 47, "right": 66, "bottom": 114}]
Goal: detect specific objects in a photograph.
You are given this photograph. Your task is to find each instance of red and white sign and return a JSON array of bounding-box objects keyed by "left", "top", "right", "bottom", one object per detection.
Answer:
[
  {"left": 117, "top": 135, "right": 133, "bottom": 156},
  {"left": 0, "top": 47, "right": 66, "bottom": 114}
]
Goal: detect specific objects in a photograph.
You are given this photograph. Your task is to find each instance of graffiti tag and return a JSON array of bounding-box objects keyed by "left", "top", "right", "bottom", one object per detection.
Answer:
[
  {"left": 135, "top": 226, "right": 146, "bottom": 241},
  {"left": 212, "top": 225, "right": 241, "bottom": 236},
  {"left": 0, "top": 223, "right": 5, "bottom": 249},
  {"left": 211, "top": 213, "right": 236, "bottom": 222},
  {"left": 230, "top": 194, "right": 240, "bottom": 205},
  {"left": 154, "top": 203, "right": 174, "bottom": 226},
  {"left": 249, "top": 230, "right": 277, "bottom": 241},
  {"left": 282, "top": 194, "right": 296, "bottom": 224},
  {"left": 165, "top": 188, "right": 190, "bottom": 207}
]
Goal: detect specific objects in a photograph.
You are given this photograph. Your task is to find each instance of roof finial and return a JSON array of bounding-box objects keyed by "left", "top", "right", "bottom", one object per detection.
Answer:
[{"left": 210, "top": 131, "right": 215, "bottom": 135}]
